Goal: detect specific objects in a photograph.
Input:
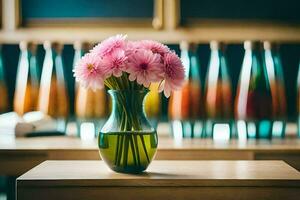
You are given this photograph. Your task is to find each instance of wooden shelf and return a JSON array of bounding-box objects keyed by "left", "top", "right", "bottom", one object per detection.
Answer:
[
  {"left": 1, "top": 1, "right": 300, "bottom": 44},
  {"left": 0, "top": 21, "right": 300, "bottom": 44},
  {"left": 1, "top": 135, "right": 300, "bottom": 176},
  {"left": 16, "top": 160, "right": 300, "bottom": 200}
]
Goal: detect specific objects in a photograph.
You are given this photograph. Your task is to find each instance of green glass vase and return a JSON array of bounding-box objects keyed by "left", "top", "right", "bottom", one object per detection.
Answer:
[{"left": 98, "top": 90, "right": 158, "bottom": 173}]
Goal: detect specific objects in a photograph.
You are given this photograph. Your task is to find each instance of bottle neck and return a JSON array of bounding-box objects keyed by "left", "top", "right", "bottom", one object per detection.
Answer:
[{"left": 181, "top": 49, "right": 200, "bottom": 80}]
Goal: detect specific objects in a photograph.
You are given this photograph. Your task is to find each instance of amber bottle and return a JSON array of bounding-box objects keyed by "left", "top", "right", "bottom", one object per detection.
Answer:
[
  {"left": 0, "top": 45, "right": 9, "bottom": 113},
  {"left": 169, "top": 42, "right": 203, "bottom": 138},
  {"left": 74, "top": 41, "right": 108, "bottom": 136},
  {"left": 204, "top": 41, "right": 233, "bottom": 139},
  {"left": 38, "top": 41, "right": 69, "bottom": 132},
  {"left": 297, "top": 61, "right": 300, "bottom": 137},
  {"left": 14, "top": 41, "right": 40, "bottom": 115},
  {"left": 144, "top": 83, "right": 161, "bottom": 128}
]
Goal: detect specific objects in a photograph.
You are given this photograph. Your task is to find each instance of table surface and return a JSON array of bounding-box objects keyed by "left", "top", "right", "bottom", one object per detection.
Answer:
[
  {"left": 17, "top": 160, "right": 300, "bottom": 187},
  {"left": 1, "top": 135, "right": 300, "bottom": 151},
  {"left": 2, "top": 135, "right": 300, "bottom": 176}
]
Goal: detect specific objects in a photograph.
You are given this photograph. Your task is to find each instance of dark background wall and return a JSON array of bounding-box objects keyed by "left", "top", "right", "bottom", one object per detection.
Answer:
[{"left": 181, "top": 0, "right": 300, "bottom": 23}]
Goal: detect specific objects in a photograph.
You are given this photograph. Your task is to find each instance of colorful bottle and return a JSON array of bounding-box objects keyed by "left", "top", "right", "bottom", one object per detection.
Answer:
[
  {"left": 74, "top": 41, "right": 108, "bottom": 138},
  {"left": 204, "top": 41, "right": 233, "bottom": 140},
  {"left": 297, "top": 61, "right": 300, "bottom": 137},
  {"left": 144, "top": 82, "right": 161, "bottom": 128},
  {"left": 14, "top": 41, "right": 40, "bottom": 115},
  {"left": 38, "top": 41, "right": 69, "bottom": 132},
  {"left": 235, "top": 41, "right": 273, "bottom": 139},
  {"left": 263, "top": 41, "right": 286, "bottom": 138},
  {"left": 0, "top": 45, "right": 9, "bottom": 113},
  {"left": 169, "top": 42, "right": 203, "bottom": 138}
]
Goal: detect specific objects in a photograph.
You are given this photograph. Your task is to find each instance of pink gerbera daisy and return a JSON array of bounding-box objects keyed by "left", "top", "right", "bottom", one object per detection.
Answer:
[
  {"left": 73, "top": 53, "right": 104, "bottom": 91},
  {"left": 138, "top": 40, "right": 171, "bottom": 56},
  {"left": 125, "top": 41, "right": 139, "bottom": 56},
  {"left": 159, "top": 52, "right": 185, "bottom": 97},
  {"left": 127, "top": 49, "right": 164, "bottom": 87},
  {"left": 102, "top": 48, "right": 128, "bottom": 77},
  {"left": 91, "top": 34, "right": 127, "bottom": 57}
]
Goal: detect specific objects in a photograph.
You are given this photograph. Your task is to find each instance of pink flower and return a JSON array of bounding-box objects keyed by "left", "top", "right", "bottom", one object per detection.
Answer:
[
  {"left": 138, "top": 40, "right": 170, "bottom": 56},
  {"left": 102, "top": 48, "right": 128, "bottom": 77},
  {"left": 73, "top": 53, "right": 104, "bottom": 90},
  {"left": 125, "top": 41, "right": 139, "bottom": 56},
  {"left": 91, "top": 34, "right": 127, "bottom": 57},
  {"left": 127, "top": 49, "right": 164, "bottom": 87},
  {"left": 159, "top": 52, "right": 185, "bottom": 97}
]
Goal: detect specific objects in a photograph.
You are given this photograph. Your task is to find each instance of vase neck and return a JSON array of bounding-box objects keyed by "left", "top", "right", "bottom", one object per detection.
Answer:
[
  {"left": 107, "top": 90, "right": 151, "bottom": 132},
  {"left": 102, "top": 90, "right": 154, "bottom": 132},
  {"left": 109, "top": 90, "right": 148, "bottom": 115}
]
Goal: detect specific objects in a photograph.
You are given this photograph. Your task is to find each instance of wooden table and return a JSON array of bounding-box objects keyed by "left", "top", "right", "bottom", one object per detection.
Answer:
[
  {"left": 1, "top": 135, "right": 300, "bottom": 176},
  {"left": 17, "top": 160, "right": 300, "bottom": 200}
]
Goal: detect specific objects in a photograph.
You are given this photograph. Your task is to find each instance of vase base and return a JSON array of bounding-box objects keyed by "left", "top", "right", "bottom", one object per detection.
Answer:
[
  {"left": 99, "top": 131, "right": 157, "bottom": 174},
  {"left": 109, "top": 165, "right": 147, "bottom": 174}
]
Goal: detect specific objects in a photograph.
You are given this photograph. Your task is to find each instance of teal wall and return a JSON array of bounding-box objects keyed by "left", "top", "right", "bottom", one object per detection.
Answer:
[
  {"left": 21, "top": 0, "right": 153, "bottom": 19},
  {"left": 181, "top": 0, "right": 300, "bottom": 23}
]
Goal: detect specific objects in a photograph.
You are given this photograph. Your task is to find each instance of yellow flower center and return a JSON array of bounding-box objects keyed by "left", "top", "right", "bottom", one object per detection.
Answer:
[{"left": 87, "top": 63, "right": 94, "bottom": 71}]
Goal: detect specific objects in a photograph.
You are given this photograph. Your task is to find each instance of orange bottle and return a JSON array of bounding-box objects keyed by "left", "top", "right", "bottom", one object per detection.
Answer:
[
  {"left": 74, "top": 41, "right": 108, "bottom": 136},
  {"left": 38, "top": 41, "right": 69, "bottom": 132},
  {"left": 14, "top": 41, "right": 40, "bottom": 115},
  {"left": 204, "top": 41, "right": 233, "bottom": 139},
  {"left": 144, "top": 82, "right": 161, "bottom": 128},
  {"left": 297, "top": 61, "right": 300, "bottom": 138},
  {"left": 0, "top": 45, "right": 9, "bottom": 113},
  {"left": 169, "top": 42, "right": 203, "bottom": 138}
]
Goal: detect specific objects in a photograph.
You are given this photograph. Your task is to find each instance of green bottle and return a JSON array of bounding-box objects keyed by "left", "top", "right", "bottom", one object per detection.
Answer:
[
  {"left": 235, "top": 41, "right": 273, "bottom": 139},
  {"left": 263, "top": 41, "right": 286, "bottom": 138}
]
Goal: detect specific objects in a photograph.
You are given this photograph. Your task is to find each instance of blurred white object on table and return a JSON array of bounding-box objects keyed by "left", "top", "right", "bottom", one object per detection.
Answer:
[{"left": 0, "top": 111, "right": 58, "bottom": 137}]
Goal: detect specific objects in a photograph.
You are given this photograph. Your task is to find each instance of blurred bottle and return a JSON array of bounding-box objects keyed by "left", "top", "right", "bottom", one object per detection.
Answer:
[
  {"left": 263, "top": 41, "right": 286, "bottom": 138},
  {"left": 14, "top": 41, "right": 40, "bottom": 115},
  {"left": 297, "top": 61, "right": 300, "bottom": 137},
  {"left": 38, "top": 41, "right": 69, "bottom": 132},
  {"left": 74, "top": 41, "right": 108, "bottom": 137},
  {"left": 169, "top": 42, "right": 203, "bottom": 138},
  {"left": 0, "top": 45, "right": 9, "bottom": 113},
  {"left": 235, "top": 41, "right": 273, "bottom": 139},
  {"left": 204, "top": 41, "right": 233, "bottom": 140},
  {"left": 144, "top": 83, "right": 161, "bottom": 128}
]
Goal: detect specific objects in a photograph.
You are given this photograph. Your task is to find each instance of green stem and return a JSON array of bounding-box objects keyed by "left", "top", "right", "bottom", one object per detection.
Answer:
[
  {"left": 117, "top": 134, "right": 124, "bottom": 166},
  {"left": 133, "top": 135, "right": 141, "bottom": 166},
  {"left": 129, "top": 135, "right": 137, "bottom": 166},
  {"left": 123, "top": 135, "right": 129, "bottom": 167},
  {"left": 114, "top": 135, "right": 120, "bottom": 165},
  {"left": 110, "top": 88, "right": 151, "bottom": 169},
  {"left": 140, "top": 135, "right": 150, "bottom": 163}
]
